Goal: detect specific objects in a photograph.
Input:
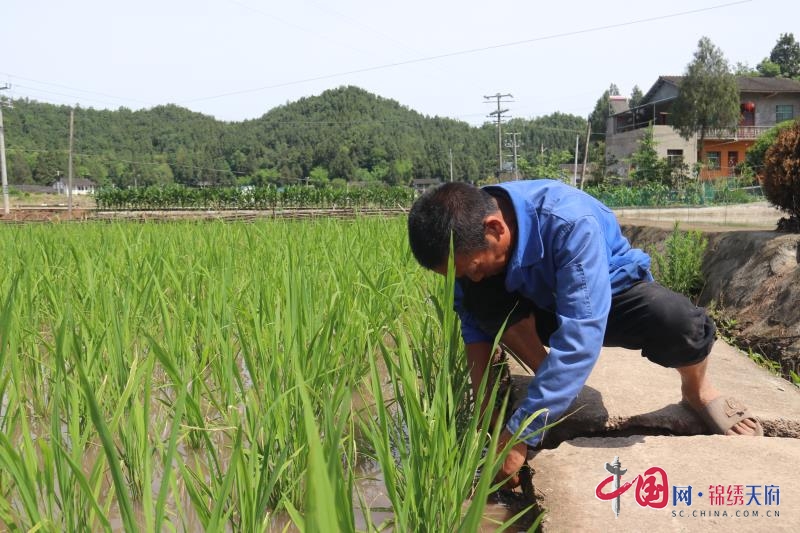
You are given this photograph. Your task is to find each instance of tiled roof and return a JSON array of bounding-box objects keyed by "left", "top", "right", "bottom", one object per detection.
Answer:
[{"left": 643, "top": 75, "right": 800, "bottom": 104}]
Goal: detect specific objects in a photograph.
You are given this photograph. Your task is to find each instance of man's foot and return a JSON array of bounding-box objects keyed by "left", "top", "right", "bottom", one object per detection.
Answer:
[{"left": 682, "top": 395, "right": 763, "bottom": 436}]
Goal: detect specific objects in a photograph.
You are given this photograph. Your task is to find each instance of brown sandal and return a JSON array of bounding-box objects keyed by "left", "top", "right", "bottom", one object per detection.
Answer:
[{"left": 694, "top": 397, "right": 764, "bottom": 436}]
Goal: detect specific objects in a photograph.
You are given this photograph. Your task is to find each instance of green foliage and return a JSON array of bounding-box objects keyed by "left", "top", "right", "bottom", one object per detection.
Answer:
[
  {"left": 0, "top": 219, "right": 538, "bottom": 531},
  {"left": 756, "top": 59, "right": 782, "bottom": 78},
  {"left": 3, "top": 88, "right": 589, "bottom": 189},
  {"left": 629, "top": 85, "right": 644, "bottom": 109},
  {"left": 94, "top": 183, "right": 416, "bottom": 210},
  {"left": 589, "top": 84, "right": 620, "bottom": 141},
  {"left": 649, "top": 222, "right": 708, "bottom": 298},
  {"left": 518, "top": 149, "right": 573, "bottom": 180},
  {"left": 629, "top": 124, "right": 671, "bottom": 184},
  {"left": 769, "top": 32, "right": 800, "bottom": 78},
  {"left": 733, "top": 61, "right": 759, "bottom": 76},
  {"left": 762, "top": 119, "right": 800, "bottom": 220},
  {"left": 745, "top": 120, "right": 795, "bottom": 177},
  {"left": 671, "top": 37, "right": 740, "bottom": 143}
]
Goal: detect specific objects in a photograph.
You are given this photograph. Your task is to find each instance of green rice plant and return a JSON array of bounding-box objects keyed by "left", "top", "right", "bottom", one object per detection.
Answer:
[
  {"left": 649, "top": 222, "right": 708, "bottom": 299},
  {"left": 0, "top": 216, "right": 546, "bottom": 531},
  {"left": 283, "top": 360, "right": 356, "bottom": 533},
  {"left": 357, "top": 247, "right": 542, "bottom": 531}
]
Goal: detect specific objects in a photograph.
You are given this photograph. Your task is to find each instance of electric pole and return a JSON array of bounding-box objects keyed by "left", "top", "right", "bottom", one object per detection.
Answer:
[
  {"left": 0, "top": 84, "right": 10, "bottom": 215},
  {"left": 572, "top": 135, "right": 580, "bottom": 187},
  {"left": 580, "top": 117, "right": 592, "bottom": 190},
  {"left": 68, "top": 108, "right": 74, "bottom": 218},
  {"left": 449, "top": 148, "right": 454, "bottom": 182},
  {"left": 484, "top": 93, "right": 513, "bottom": 175},
  {"left": 504, "top": 132, "right": 522, "bottom": 180}
]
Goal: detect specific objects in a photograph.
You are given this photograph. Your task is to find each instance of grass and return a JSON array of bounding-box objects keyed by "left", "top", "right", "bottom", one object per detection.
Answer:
[{"left": 0, "top": 218, "right": 535, "bottom": 531}]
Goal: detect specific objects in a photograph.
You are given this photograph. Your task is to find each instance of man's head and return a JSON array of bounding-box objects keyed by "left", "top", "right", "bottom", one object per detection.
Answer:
[{"left": 407, "top": 182, "right": 513, "bottom": 281}]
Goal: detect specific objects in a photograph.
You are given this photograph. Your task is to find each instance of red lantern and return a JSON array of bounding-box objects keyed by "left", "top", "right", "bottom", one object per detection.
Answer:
[{"left": 741, "top": 101, "right": 755, "bottom": 113}]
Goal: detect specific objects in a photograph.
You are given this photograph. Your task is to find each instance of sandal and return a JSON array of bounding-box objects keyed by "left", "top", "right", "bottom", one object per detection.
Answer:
[{"left": 691, "top": 396, "right": 764, "bottom": 436}]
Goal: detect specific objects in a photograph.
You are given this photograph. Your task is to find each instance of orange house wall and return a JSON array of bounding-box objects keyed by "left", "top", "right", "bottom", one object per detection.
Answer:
[{"left": 699, "top": 139, "right": 754, "bottom": 180}]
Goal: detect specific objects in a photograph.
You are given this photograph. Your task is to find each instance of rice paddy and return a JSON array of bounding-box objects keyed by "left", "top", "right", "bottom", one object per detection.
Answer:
[{"left": 0, "top": 217, "right": 538, "bottom": 531}]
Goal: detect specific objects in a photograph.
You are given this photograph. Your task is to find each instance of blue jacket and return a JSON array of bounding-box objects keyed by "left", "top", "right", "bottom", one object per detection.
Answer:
[{"left": 454, "top": 179, "right": 652, "bottom": 446}]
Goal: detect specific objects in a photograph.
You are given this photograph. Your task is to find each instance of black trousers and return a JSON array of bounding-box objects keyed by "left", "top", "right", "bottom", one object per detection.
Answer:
[{"left": 459, "top": 275, "right": 716, "bottom": 368}]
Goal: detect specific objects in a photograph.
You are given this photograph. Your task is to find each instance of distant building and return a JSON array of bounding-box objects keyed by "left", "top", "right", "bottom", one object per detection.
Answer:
[
  {"left": 53, "top": 178, "right": 97, "bottom": 195},
  {"left": 605, "top": 76, "right": 800, "bottom": 180},
  {"left": 411, "top": 178, "right": 441, "bottom": 194}
]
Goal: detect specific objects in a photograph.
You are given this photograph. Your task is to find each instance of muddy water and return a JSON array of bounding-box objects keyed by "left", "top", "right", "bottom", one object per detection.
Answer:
[
  {"left": 99, "top": 355, "right": 538, "bottom": 532},
  {"left": 349, "top": 355, "right": 538, "bottom": 532}
]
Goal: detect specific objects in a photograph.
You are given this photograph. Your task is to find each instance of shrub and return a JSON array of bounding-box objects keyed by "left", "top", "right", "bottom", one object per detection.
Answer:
[
  {"left": 762, "top": 120, "right": 800, "bottom": 223},
  {"left": 649, "top": 222, "right": 708, "bottom": 299},
  {"left": 746, "top": 120, "right": 795, "bottom": 177}
]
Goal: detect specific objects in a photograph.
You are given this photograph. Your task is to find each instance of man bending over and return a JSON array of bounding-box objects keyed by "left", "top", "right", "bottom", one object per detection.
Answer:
[{"left": 407, "top": 180, "right": 762, "bottom": 487}]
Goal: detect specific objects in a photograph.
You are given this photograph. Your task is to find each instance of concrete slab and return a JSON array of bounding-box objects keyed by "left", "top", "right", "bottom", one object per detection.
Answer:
[
  {"left": 508, "top": 341, "right": 800, "bottom": 446},
  {"left": 531, "top": 435, "right": 798, "bottom": 532}
]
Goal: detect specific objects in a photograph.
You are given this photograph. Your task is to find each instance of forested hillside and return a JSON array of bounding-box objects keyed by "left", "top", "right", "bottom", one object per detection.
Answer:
[{"left": 1, "top": 86, "right": 588, "bottom": 187}]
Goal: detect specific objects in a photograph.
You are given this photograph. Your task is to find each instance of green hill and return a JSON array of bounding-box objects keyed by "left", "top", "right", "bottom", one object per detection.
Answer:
[{"left": 1, "top": 86, "right": 587, "bottom": 187}]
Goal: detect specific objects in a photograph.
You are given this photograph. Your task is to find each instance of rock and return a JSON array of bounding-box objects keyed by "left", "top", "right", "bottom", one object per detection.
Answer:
[
  {"left": 531, "top": 435, "right": 798, "bottom": 532},
  {"left": 509, "top": 342, "right": 800, "bottom": 446}
]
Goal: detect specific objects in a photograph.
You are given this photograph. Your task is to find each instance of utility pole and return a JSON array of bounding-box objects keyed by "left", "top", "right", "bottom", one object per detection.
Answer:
[
  {"left": 449, "top": 148, "right": 454, "bottom": 182},
  {"left": 572, "top": 134, "right": 579, "bottom": 187},
  {"left": 68, "top": 108, "right": 74, "bottom": 218},
  {"left": 0, "top": 84, "right": 10, "bottom": 215},
  {"left": 484, "top": 93, "right": 513, "bottom": 175},
  {"left": 580, "top": 118, "right": 592, "bottom": 190},
  {"left": 504, "top": 132, "right": 522, "bottom": 180}
]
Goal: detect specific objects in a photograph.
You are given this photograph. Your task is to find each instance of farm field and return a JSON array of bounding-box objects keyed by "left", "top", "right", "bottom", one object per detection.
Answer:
[{"left": 0, "top": 218, "right": 534, "bottom": 531}]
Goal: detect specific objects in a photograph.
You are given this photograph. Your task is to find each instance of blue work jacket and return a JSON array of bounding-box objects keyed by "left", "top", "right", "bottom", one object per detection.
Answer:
[{"left": 454, "top": 179, "right": 652, "bottom": 446}]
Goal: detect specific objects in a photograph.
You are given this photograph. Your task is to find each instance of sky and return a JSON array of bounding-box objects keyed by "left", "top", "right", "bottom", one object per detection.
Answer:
[{"left": 2, "top": 0, "right": 798, "bottom": 125}]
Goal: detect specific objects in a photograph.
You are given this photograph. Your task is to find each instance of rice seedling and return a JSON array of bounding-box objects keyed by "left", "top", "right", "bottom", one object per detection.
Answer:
[{"left": 0, "top": 216, "right": 539, "bottom": 531}]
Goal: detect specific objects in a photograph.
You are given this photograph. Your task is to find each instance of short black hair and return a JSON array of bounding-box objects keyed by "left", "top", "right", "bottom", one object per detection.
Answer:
[{"left": 407, "top": 182, "right": 498, "bottom": 270}]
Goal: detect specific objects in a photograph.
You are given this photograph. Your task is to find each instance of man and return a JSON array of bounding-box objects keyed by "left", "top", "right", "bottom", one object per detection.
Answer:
[{"left": 407, "top": 179, "right": 762, "bottom": 487}]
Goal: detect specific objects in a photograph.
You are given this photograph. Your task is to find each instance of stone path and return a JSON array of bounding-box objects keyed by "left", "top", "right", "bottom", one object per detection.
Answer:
[{"left": 509, "top": 341, "right": 800, "bottom": 532}]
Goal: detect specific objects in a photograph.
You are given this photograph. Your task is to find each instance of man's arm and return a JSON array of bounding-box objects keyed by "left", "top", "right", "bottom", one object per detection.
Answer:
[
  {"left": 505, "top": 214, "right": 612, "bottom": 448},
  {"left": 467, "top": 341, "right": 529, "bottom": 489}
]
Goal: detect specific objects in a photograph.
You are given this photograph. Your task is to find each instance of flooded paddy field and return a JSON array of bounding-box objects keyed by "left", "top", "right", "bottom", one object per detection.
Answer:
[{"left": 0, "top": 218, "right": 538, "bottom": 531}]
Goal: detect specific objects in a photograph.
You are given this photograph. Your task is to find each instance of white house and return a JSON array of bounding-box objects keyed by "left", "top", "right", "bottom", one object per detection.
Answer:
[{"left": 52, "top": 178, "right": 97, "bottom": 195}]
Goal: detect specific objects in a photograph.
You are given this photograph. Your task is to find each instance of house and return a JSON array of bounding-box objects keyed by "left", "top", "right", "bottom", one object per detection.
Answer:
[
  {"left": 411, "top": 178, "right": 441, "bottom": 194},
  {"left": 605, "top": 76, "right": 800, "bottom": 180},
  {"left": 52, "top": 177, "right": 97, "bottom": 195}
]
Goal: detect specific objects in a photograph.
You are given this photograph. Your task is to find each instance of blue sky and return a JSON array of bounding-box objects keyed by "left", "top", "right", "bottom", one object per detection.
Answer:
[{"left": 2, "top": 0, "right": 796, "bottom": 124}]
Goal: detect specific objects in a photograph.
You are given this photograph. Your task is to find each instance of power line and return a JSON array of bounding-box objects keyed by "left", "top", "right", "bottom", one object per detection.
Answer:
[
  {"left": 0, "top": 73, "right": 154, "bottom": 107},
  {"left": 182, "top": 0, "right": 752, "bottom": 104}
]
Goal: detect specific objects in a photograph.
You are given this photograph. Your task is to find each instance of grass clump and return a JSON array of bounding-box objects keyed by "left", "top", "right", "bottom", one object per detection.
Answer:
[{"left": 649, "top": 222, "right": 708, "bottom": 299}]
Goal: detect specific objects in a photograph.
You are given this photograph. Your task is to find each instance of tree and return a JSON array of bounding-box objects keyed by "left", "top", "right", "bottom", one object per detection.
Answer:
[
  {"left": 588, "top": 84, "right": 620, "bottom": 141},
  {"left": 734, "top": 61, "right": 759, "bottom": 76},
  {"left": 8, "top": 151, "right": 33, "bottom": 183},
  {"left": 762, "top": 120, "right": 800, "bottom": 226},
  {"left": 32, "top": 150, "right": 67, "bottom": 185},
  {"left": 308, "top": 166, "right": 329, "bottom": 186},
  {"left": 629, "top": 85, "right": 644, "bottom": 109},
  {"left": 769, "top": 32, "right": 800, "bottom": 79},
  {"left": 745, "top": 121, "right": 795, "bottom": 178},
  {"left": 756, "top": 59, "right": 782, "bottom": 78},
  {"left": 629, "top": 124, "right": 670, "bottom": 184},
  {"left": 671, "top": 37, "right": 740, "bottom": 158}
]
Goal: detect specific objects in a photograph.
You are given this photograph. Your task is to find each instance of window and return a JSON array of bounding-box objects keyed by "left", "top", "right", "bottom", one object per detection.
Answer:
[
  {"left": 776, "top": 104, "right": 794, "bottom": 123},
  {"left": 706, "top": 151, "right": 721, "bottom": 170},
  {"left": 667, "top": 149, "right": 684, "bottom": 166}
]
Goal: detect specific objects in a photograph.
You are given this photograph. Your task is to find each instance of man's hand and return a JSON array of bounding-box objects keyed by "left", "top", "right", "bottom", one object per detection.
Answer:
[{"left": 493, "top": 428, "right": 528, "bottom": 489}]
